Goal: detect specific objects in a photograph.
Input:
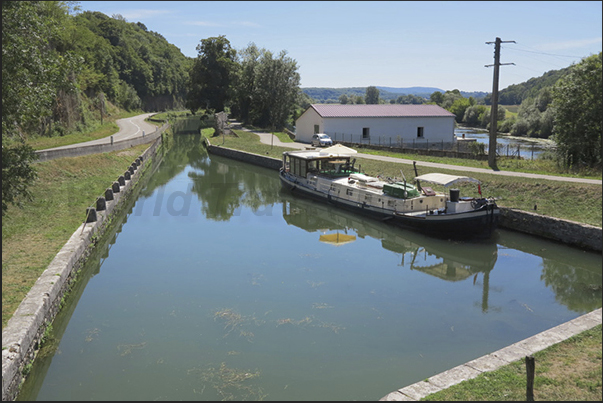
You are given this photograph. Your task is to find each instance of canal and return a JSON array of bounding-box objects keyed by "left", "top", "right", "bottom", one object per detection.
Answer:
[{"left": 17, "top": 133, "right": 602, "bottom": 401}]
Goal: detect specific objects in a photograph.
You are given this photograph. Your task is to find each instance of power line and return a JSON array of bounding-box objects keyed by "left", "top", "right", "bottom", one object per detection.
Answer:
[{"left": 510, "top": 45, "right": 584, "bottom": 59}]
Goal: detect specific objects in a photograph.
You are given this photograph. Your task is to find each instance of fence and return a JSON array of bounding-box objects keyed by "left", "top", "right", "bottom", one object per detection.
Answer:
[{"left": 323, "top": 131, "right": 554, "bottom": 161}]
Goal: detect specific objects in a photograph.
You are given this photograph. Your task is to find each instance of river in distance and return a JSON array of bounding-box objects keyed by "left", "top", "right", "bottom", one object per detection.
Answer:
[{"left": 17, "top": 133, "right": 602, "bottom": 401}]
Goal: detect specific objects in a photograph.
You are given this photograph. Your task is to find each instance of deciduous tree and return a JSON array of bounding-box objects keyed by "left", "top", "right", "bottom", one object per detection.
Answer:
[
  {"left": 552, "top": 52, "right": 602, "bottom": 169},
  {"left": 186, "top": 35, "right": 237, "bottom": 113}
]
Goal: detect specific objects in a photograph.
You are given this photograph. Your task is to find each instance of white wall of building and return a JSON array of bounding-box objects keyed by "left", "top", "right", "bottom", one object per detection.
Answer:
[
  {"left": 295, "top": 110, "right": 455, "bottom": 145},
  {"left": 295, "top": 108, "right": 323, "bottom": 143}
]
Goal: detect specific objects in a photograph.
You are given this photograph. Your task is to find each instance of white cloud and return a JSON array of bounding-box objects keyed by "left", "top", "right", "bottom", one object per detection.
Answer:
[
  {"left": 187, "top": 21, "right": 225, "bottom": 27},
  {"left": 119, "top": 9, "right": 173, "bottom": 20}
]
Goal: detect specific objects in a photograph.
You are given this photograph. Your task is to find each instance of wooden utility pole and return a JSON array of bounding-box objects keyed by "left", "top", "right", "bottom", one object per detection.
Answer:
[{"left": 485, "top": 37, "right": 515, "bottom": 169}]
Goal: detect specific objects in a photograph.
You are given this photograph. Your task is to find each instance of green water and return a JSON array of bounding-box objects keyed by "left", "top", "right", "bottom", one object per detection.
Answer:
[{"left": 17, "top": 134, "right": 602, "bottom": 401}]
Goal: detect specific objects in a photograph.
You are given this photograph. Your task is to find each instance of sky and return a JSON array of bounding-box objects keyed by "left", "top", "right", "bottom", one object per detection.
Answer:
[{"left": 76, "top": 1, "right": 602, "bottom": 93}]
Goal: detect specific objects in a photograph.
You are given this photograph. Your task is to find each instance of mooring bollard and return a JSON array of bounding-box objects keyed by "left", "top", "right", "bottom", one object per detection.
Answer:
[
  {"left": 96, "top": 196, "right": 106, "bottom": 211},
  {"left": 131, "top": 162, "right": 137, "bottom": 171},
  {"left": 85, "top": 207, "right": 97, "bottom": 223},
  {"left": 118, "top": 175, "right": 125, "bottom": 186},
  {"left": 135, "top": 158, "right": 141, "bottom": 166},
  {"left": 112, "top": 181, "right": 120, "bottom": 193},
  {"left": 105, "top": 188, "right": 114, "bottom": 201},
  {"left": 124, "top": 171, "right": 131, "bottom": 181},
  {"left": 129, "top": 165, "right": 135, "bottom": 175},
  {"left": 110, "top": 135, "right": 114, "bottom": 145}
]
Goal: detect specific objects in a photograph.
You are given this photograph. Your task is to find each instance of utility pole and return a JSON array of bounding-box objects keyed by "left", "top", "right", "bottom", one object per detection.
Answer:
[{"left": 485, "top": 37, "right": 515, "bottom": 169}]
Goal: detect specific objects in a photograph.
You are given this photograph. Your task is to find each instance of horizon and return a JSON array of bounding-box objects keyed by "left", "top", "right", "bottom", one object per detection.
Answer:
[{"left": 76, "top": 1, "right": 602, "bottom": 92}]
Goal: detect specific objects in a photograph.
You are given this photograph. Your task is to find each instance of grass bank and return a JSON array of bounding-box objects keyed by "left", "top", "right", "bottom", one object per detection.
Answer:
[
  {"left": 422, "top": 324, "right": 602, "bottom": 401},
  {"left": 2, "top": 144, "right": 152, "bottom": 328}
]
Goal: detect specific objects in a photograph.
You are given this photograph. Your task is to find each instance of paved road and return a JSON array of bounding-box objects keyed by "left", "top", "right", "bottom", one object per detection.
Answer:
[
  {"left": 231, "top": 121, "right": 602, "bottom": 186},
  {"left": 39, "top": 113, "right": 158, "bottom": 151}
]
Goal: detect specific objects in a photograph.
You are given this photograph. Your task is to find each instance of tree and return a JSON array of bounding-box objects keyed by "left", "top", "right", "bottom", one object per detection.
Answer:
[
  {"left": 2, "top": 1, "right": 72, "bottom": 215},
  {"left": 552, "top": 52, "right": 602, "bottom": 169},
  {"left": 365, "top": 86, "right": 380, "bottom": 104},
  {"left": 339, "top": 94, "right": 349, "bottom": 104},
  {"left": 186, "top": 35, "right": 237, "bottom": 113},
  {"left": 430, "top": 91, "right": 444, "bottom": 105}
]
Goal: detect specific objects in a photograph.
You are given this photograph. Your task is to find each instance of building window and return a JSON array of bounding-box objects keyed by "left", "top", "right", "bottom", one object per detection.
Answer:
[
  {"left": 362, "top": 128, "right": 370, "bottom": 139},
  {"left": 314, "top": 125, "right": 320, "bottom": 134},
  {"left": 417, "top": 127, "right": 424, "bottom": 138}
]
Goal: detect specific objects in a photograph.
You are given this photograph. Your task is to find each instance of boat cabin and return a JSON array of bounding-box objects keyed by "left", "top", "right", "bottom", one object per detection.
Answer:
[{"left": 282, "top": 150, "right": 359, "bottom": 178}]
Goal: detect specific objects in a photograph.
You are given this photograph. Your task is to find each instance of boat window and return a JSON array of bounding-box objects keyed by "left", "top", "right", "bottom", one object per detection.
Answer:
[
  {"left": 300, "top": 160, "right": 307, "bottom": 178},
  {"left": 293, "top": 158, "right": 301, "bottom": 176},
  {"left": 346, "top": 189, "right": 353, "bottom": 196}
]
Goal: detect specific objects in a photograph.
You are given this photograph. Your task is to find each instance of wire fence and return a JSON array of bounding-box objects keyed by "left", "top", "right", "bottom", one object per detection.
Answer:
[{"left": 324, "top": 132, "right": 555, "bottom": 161}]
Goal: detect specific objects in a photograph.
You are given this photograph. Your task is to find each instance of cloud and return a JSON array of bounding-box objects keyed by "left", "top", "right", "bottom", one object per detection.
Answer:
[
  {"left": 234, "top": 21, "right": 261, "bottom": 28},
  {"left": 187, "top": 21, "right": 224, "bottom": 27},
  {"left": 540, "top": 37, "right": 602, "bottom": 51},
  {"left": 186, "top": 21, "right": 261, "bottom": 28},
  {"left": 119, "top": 9, "right": 173, "bottom": 20}
]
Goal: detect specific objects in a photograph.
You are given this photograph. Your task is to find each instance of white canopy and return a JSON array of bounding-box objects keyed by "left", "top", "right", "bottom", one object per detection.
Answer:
[
  {"left": 414, "top": 173, "right": 481, "bottom": 187},
  {"left": 320, "top": 144, "right": 357, "bottom": 156}
]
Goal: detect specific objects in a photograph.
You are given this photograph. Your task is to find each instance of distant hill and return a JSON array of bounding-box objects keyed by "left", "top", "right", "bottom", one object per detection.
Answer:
[{"left": 301, "top": 86, "right": 487, "bottom": 103}]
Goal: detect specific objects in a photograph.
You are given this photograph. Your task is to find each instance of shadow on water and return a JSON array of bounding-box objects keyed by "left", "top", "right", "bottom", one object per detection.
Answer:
[{"left": 17, "top": 132, "right": 601, "bottom": 401}]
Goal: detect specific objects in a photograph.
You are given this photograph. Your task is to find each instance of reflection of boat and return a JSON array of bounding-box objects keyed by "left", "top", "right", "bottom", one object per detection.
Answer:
[
  {"left": 279, "top": 148, "right": 499, "bottom": 239},
  {"left": 281, "top": 191, "right": 498, "bottom": 274},
  {"left": 281, "top": 192, "right": 498, "bottom": 312},
  {"left": 319, "top": 232, "right": 356, "bottom": 246}
]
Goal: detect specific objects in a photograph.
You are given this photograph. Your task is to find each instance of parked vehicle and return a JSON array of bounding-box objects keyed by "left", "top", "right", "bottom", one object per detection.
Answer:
[
  {"left": 279, "top": 146, "right": 499, "bottom": 240},
  {"left": 311, "top": 133, "right": 333, "bottom": 147}
]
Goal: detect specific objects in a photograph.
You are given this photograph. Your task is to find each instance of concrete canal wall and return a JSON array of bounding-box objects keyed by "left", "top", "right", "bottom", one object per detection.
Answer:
[
  {"left": 204, "top": 138, "right": 602, "bottom": 253},
  {"left": 2, "top": 136, "right": 165, "bottom": 401}
]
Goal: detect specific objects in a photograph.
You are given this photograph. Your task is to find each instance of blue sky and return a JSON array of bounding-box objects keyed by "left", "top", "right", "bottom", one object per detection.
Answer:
[{"left": 76, "top": 1, "right": 602, "bottom": 92}]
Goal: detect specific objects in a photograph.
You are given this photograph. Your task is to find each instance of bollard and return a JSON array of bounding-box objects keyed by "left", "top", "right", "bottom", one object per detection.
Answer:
[
  {"left": 96, "top": 196, "right": 106, "bottom": 211},
  {"left": 139, "top": 155, "right": 144, "bottom": 162},
  {"left": 110, "top": 135, "right": 114, "bottom": 145},
  {"left": 118, "top": 175, "right": 125, "bottom": 186},
  {"left": 105, "top": 188, "right": 114, "bottom": 201},
  {"left": 131, "top": 162, "right": 137, "bottom": 171},
  {"left": 112, "top": 181, "right": 120, "bottom": 193},
  {"left": 85, "top": 207, "right": 97, "bottom": 223},
  {"left": 129, "top": 165, "right": 135, "bottom": 175},
  {"left": 135, "top": 158, "right": 141, "bottom": 166},
  {"left": 124, "top": 171, "right": 131, "bottom": 181}
]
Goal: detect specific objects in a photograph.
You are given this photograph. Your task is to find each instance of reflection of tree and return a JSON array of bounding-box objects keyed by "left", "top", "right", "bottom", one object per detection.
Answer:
[
  {"left": 137, "top": 133, "right": 209, "bottom": 199},
  {"left": 498, "top": 232, "right": 602, "bottom": 315},
  {"left": 188, "top": 153, "right": 282, "bottom": 221},
  {"left": 541, "top": 260, "right": 602, "bottom": 313}
]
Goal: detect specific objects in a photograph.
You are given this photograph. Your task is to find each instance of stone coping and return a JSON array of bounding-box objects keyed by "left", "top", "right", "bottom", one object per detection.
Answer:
[{"left": 379, "top": 308, "right": 602, "bottom": 401}]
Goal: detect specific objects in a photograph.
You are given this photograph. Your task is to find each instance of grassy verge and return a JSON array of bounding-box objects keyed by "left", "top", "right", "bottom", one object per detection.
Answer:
[
  {"left": 207, "top": 129, "right": 603, "bottom": 227},
  {"left": 2, "top": 144, "right": 151, "bottom": 328},
  {"left": 422, "top": 324, "right": 602, "bottom": 401}
]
